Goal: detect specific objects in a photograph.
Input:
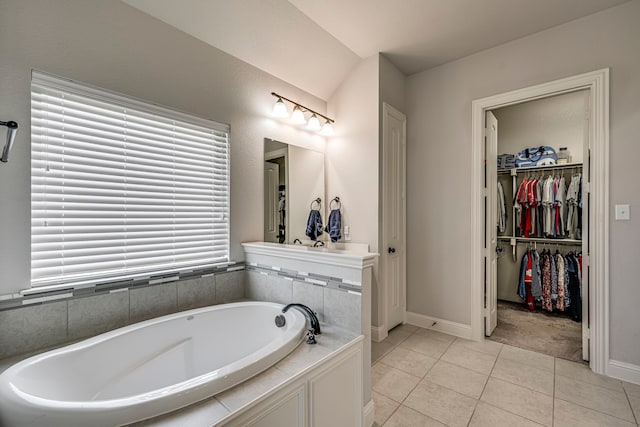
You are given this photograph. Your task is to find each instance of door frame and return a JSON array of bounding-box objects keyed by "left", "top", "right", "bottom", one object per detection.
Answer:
[
  {"left": 470, "top": 69, "right": 609, "bottom": 374},
  {"left": 380, "top": 102, "right": 407, "bottom": 336}
]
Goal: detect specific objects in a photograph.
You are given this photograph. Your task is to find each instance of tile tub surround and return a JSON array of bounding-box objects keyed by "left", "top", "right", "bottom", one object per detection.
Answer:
[
  {"left": 242, "top": 241, "right": 377, "bottom": 418},
  {"left": 0, "top": 270, "right": 245, "bottom": 360},
  {"left": 244, "top": 265, "right": 362, "bottom": 331},
  {"left": 371, "top": 325, "right": 640, "bottom": 427}
]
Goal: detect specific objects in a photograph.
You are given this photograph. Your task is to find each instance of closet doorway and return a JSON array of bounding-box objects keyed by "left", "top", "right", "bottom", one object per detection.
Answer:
[
  {"left": 470, "top": 70, "right": 609, "bottom": 374},
  {"left": 488, "top": 91, "right": 589, "bottom": 363}
]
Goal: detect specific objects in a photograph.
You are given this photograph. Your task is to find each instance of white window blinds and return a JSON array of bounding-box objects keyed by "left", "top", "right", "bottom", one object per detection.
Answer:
[{"left": 31, "top": 72, "right": 230, "bottom": 289}]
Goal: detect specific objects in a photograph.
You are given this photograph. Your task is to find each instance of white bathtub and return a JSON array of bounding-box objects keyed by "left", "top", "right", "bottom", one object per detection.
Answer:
[{"left": 0, "top": 301, "right": 306, "bottom": 427}]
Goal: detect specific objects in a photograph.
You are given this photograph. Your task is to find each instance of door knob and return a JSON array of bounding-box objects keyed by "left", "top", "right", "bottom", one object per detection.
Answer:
[{"left": 388, "top": 247, "right": 396, "bottom": 254}]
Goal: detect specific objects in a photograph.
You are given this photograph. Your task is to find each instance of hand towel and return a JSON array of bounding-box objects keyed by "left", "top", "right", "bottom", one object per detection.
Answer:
[
  {"left": 325, "top": 209, "right": 342, "bottom": 242},
  {"left": 305, "top": 209, "right": 323, "bottom": 241}
]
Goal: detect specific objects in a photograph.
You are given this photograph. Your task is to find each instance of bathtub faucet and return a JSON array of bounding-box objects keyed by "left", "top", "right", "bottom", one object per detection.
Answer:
[{"left": 282, "top": 303, "right": 321, "bottom": 335}]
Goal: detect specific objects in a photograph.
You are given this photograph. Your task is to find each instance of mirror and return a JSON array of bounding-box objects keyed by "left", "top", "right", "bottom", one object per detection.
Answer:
[{"left": 264, "top": 138, "right": 324, "bottom": 244}]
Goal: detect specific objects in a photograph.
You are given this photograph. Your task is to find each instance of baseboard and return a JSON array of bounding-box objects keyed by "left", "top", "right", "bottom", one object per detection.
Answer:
[
  {"left": 363, "top": 399, "right": 375, "bottom": 427},
  {"left": 608, "top": 359, "right": 640, "bottom": 385},
  {"left": 371, "top": 325, "right": 388, "bottom": 343},
  {"left": 406, "top": 312, "right": 473, "bottom": 340}
]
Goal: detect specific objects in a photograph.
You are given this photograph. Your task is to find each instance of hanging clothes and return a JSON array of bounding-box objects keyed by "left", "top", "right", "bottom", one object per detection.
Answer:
[
  {"left": 517, "top": 249, "right": 540, "bottom": 310},
  {"left": 566, "top": 253, "right": 582, "bottom": 321},
  {"left": 555, "top": 253, "right": 568, "bottom": 311},
  {"left": 541, "top": 251, "right": 553, "bottom": 311},
  {"left": 566, "top": 173, "right": 582, "bottom": 239},
  {"left": 517, "top": 247, "right": 581, "bottom": 319},
  {"left": 497, "top": 181, "right": 506, "bottom": 233}
]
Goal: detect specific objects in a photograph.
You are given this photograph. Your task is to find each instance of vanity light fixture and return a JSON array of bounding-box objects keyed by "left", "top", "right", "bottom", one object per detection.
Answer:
[
  {"left": 272, "top": 96, "right": 288, "bottom": 118},
  {"left": 321, "top": 120, "right": 334, "bottom": 136},
  {"left": 291, "top": 105, "right": 306, "bottom": 124},
  {"left": 270, "top": 92, "right": 335, "bottom": 135},
  {"left": 306, "top": 114, "right": 321, "bottom": 131}
]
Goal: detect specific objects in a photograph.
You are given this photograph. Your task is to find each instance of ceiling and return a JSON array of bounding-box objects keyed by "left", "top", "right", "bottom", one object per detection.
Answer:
[{"left": 124, "top": 0, "right": 630, "bottom": 100}]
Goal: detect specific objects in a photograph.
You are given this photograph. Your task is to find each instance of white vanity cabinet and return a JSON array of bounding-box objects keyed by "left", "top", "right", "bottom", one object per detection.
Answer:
[{"left": 223, "top": 339, "right": 363, "bottom": 427}]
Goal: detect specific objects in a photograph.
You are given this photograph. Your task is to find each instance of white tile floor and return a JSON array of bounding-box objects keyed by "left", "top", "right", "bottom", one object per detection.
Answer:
[{"left": 372, "top": 324, "right": 640, "bottom": 427}]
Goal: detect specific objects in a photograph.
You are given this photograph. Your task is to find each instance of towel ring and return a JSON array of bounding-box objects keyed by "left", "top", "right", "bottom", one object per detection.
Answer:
[
  {"left": 310, "top": 198, "right": 321, "bottom": 210},
  {"left": 330, "top": 196, "right": 341, "bottom": 210}
]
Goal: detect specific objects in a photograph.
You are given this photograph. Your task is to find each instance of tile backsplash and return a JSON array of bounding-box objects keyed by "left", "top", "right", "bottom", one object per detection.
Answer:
[
  {"left": 0, "top": 263, "right": 361, "bottom": 361},
  {"left": 0, "top": 271, "right": 244, "bottom": 360}
]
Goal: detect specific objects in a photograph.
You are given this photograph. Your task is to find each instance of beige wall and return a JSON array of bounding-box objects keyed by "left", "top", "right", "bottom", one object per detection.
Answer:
[
  {"left": 326, "top": 54, "right": 379, "bottom": 403},
  {"left": 0, "top": 0, "right": 327, "bottom": 294},
  {"left": 406, "top": 1, "right": 640, "bottom": 365}
]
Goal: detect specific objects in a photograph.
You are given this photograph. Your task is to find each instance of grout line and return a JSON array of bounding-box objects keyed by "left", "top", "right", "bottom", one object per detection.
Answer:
[
  {"left": 478, "top": 401, "right": 547, "bottom": 427},
  {"left": 466, "top": 342, "right": 505, "bottom": 426},
  {"left": 625, "top": 387, "right": 640, "bottom": 425},
  {"left": 554, "top": 396, "right": 638, "bottom": 424},
  {"left": 376, "top": 325, "right": 437, "bottom": 426}
]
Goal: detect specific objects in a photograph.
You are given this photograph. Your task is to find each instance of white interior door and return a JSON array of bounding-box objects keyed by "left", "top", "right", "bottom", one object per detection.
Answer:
[
  {"left": 485, "top": 111, "right": 498, "bottom": 336},
  {"left": 264, "top": 161, "right": 279, "bottom": 243},
  {"left": 382, "top": 103, "right": 407, "bottom": 331}
]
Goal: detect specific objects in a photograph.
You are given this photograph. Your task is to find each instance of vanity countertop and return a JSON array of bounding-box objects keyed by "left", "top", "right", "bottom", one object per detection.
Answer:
[{"left": 242, "top": 241, "right": 378, "bottom": 270}]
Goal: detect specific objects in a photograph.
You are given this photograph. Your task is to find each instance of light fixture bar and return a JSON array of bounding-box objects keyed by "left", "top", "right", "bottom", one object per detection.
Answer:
[{"left": 270, "top": 92, "right": 334, "bottom": 124}]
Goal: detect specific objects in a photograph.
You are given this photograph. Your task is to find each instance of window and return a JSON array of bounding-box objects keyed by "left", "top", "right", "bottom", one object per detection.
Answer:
[{"left": 31, "top": 72, "right": 230, "bottom": 289}]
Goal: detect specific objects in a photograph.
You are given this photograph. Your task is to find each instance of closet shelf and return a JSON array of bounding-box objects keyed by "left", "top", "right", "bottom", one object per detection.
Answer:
[
  {"left": 498, "top": 236, "right": 582, "bottom": 245},
  {"left": 498, "top": 162, "right": 583, "bottom": 175}
]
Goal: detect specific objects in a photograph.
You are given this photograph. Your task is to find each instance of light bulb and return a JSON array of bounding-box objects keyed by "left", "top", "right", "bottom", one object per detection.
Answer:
[
  {"left": 272, "top": 97, "right": 288, "bottom": 118},
  {"left": 307, "top": 114, "right": 321, "bottom": 131},
  {"left": 291, "top": 106, "right": 306, "bottom": 124},
  {"left": 321, "top": 121, "right": 334, "bottom": 136}
]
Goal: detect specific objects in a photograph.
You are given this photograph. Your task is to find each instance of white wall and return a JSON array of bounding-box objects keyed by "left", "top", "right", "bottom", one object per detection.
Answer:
[
  {"left": 406, "top": 1, "right": 640, "bottom": 366},
  {"left": 0, "top": 0, "right": 327, "bottom": 294},
  {"left": 494, "top": 89, "right": 588, "bottom": 163}
]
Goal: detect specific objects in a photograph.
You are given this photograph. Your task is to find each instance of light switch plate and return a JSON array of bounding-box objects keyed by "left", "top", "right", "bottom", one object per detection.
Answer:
[{"left": 615, "top": 204, "right": 630, "bottom": 220}]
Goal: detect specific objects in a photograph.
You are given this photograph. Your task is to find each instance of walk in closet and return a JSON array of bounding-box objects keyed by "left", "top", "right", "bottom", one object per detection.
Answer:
[{"left": 487, "top": 90, "right": 590, "bottom": 363}]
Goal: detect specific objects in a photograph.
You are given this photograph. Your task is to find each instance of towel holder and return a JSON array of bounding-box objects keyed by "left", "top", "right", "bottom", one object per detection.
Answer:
[
  {"left": 310, "top": 198, "right": 321, "bottom": 210},
  {"left": 329, "top": 197, "right": 341, "bottom": 210}
]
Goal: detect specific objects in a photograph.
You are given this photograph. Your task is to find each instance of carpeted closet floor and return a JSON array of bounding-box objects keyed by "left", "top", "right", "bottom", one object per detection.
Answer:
[{"left": 488, "top": 300, "right": 584, "bottom": 363}]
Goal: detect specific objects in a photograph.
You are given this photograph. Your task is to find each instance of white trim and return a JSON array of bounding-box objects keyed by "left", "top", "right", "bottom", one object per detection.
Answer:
[
  {"left": 406, "top": 312, "right": 473, "bottom": 340},
  {"left": 363, "top": 399, "right": 375, "bottom": 427},
  {"left": 371, "top": 325, "right": 388, "bottom": 343},
  {"left": 608, "top": 360, "right": 640, "bottom": 386},
  {"left": 264, "top": 148, "right": 287, "bottom": 161},
  {"left": 470, "top": 69, "right": 609, "bottom": 375}
]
